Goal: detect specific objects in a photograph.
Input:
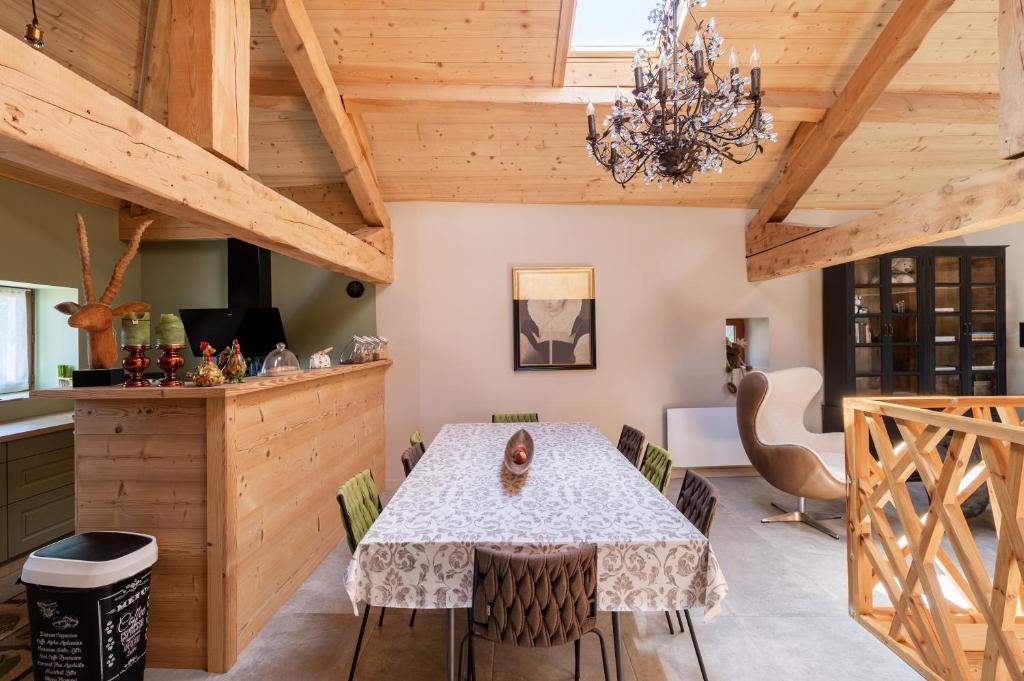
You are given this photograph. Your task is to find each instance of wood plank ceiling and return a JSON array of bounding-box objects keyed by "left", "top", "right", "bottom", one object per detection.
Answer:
[{"left": 0, "top": 0, "right": 1003, "bottom": 212}]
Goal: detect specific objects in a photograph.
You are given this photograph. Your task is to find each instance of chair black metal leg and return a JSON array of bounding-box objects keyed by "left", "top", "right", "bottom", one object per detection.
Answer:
[
  {"left": 574, "top": 639, "right": 581, "bottom": 681},
  {"left": 611, "top": 612, "right": 624, "bottom": 681},
  {"left": 409, "top": 609, "right": 417, "bottom": 627},
  {"left": 456, "top": 632, "right": 470, "bottom": 681},
  {"left": 664, "top": 610, "right": 675, "bottom": 635},
  {"left": 378, "top": 606, "right": 387, "bottom": 627},
  {"left": 348, "top": 605, "right": 371, "bottom": 681},
  {"left": 466, "top": 609, "right": 476, "bottom": 681},
  {"left": 684, "top": 610, "right": 709, "bottom": 681},
  {"left": 591, "top": 630, "right": 611, "bottom": 681},
  {"left": 676, "top": 610, "right": 685, "bottom": 634}
]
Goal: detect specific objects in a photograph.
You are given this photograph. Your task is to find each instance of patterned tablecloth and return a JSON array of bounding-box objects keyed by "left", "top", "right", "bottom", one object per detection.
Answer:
[{"left": 344, "top": 422, "right": 728, "bottom": 616}]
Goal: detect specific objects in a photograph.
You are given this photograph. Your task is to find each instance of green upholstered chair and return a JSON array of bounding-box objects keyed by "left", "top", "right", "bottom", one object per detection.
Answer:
[
  {"left": 640, "top": 443, "right": 673, "bottom": 495},
  {"left": 336, "top": 469, "right": 416, "bottom": 680},
  {"left": 491, "top": 413, "right": 540, "bottom": 423},
  {"left": 337, "top": 470, "right": 381, "bottom": 554}
]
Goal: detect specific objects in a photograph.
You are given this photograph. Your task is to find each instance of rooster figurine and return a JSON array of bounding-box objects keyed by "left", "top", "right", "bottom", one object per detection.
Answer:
[
  {"left": 192, "top": 342, "right": 225, "bottom": 387},
  {"left": 221, "top": 339, "right": 247, "bottom": 383}
]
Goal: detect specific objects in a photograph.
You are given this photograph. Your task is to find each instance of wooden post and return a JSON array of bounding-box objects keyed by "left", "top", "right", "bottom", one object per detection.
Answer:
[
  {"left": 168, "top": 0, "right": 250, "bottom": 169},
  {"left": 1000, "top": 0, "right": 1024, "bottom": 159}
]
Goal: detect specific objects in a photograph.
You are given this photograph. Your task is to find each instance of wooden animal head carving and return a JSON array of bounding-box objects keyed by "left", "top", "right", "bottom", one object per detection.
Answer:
[{"left": 56, "top": 213, "right": 152, "bottom": 369}]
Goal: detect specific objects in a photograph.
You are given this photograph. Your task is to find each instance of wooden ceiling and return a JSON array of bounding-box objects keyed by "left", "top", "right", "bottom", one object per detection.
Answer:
[{"left": 0, "top": 0, "right": 1003, "bottom": 212}]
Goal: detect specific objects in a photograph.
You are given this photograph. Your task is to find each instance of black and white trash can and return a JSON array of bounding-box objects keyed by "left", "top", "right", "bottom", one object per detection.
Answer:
[{"left": 21, "top": 532, "right": 157, "bottom": 681}]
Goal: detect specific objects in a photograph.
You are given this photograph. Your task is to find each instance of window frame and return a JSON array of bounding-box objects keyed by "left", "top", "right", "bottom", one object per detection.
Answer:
[{"left": 0, "top": 286, "right": 34, "bottom": 397}]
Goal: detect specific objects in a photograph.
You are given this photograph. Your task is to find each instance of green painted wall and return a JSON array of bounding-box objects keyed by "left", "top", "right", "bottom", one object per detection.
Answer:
[
  {"left": 0, "top": 177, "right": 140, "bottom": 421},
  {"left": 139, "top": 242, "right": 377, "bottom": 370}
]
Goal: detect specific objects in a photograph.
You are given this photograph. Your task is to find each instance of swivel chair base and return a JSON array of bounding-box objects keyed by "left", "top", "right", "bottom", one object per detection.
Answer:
[{"left": 762, "top": 498, "right": 842, "bottom": 539}]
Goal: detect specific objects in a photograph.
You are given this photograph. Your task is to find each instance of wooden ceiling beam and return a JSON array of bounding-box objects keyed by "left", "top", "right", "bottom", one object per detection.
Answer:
[
  {"left": 168, "top": 0, "right": 250, "bottom": 169},
  {"left": 1000, "top": 0, "right": 1024, "bottom": 159},
  {"left": 249, "top": 84, "right": 998, "bottom": 125},
  {"left": 0, "top": 30, "right": 392, "bottom": 283},
  {"left": 747, "top": 0, "right": 956, "bottom": 233},
  {"left": 118, "top": 183, "right": 391, "bottom": 256},
  {"left": 746, "top": 159, "right": 1024, "bottom": 281},
  {"left": 265, "top": 0, "right": 390, "bottom": 230},
  {"left": 138, "top": 0, "right": 170, "bottom": 124},
  {"left": 552, "top": 0, "right": 577, "bottom": 87}
]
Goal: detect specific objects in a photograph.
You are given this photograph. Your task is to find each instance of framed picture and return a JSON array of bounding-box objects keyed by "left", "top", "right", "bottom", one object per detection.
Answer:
[{"left": 512, "top": 267, "right": 596, "bottom": 371}]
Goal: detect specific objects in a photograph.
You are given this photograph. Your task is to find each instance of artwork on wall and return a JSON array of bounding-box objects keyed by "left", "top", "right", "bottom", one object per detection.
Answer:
[{"left": 512, "top": 267, "right": 596, "bottom": 371}]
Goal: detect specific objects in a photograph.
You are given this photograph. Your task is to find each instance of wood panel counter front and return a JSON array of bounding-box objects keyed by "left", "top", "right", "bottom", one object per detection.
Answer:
[{"left": 32, "top": 360, "right": 390, "bottom": 672}]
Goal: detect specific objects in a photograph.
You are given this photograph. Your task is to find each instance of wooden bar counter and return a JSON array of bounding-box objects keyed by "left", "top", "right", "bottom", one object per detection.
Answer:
[{"left": 32, "top": 360, "right": 390, "bottom": 672}]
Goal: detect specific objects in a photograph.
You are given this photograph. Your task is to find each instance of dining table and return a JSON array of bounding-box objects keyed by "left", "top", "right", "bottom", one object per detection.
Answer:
[{"left": 344, "top": 421, "right": 728, "bottom": 681}]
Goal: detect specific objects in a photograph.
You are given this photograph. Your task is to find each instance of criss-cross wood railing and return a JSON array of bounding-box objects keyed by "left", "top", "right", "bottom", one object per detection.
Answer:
[{"left": 847, "top": 397, "right": 1024, "bottom": 681}]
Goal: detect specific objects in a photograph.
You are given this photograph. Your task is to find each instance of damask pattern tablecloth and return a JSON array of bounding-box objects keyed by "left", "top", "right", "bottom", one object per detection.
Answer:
[{"left": 344, "top": 422, "right": 727, "bottom": 617}]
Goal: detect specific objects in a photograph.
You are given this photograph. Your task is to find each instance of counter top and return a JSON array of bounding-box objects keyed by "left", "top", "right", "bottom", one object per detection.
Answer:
[
  {"left": 0, "top": 411, "right": 74, "bottom": 442},
  {"left": 31, "top": 360, "right": 391, "bottom": 400}
]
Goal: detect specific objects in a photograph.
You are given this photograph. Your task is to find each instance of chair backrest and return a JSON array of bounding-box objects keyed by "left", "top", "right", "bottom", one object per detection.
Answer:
[
  {"left": 616, "top": 424, "right": 645, "bottom": 468},
  {"left": 640, "top": 443, "right": 673, "bottom": 494},
  {"left": 736, "top": 370, "right": 844, "bottom": 500},
  {"left": 750, "top": 367, "right": 824, "bottom": 448},
  {"left": 492, "top": 413, "right": 540, "bottom": 423},
  {"left": 676, "top": 470, "right": 719, "bottom": 538},
  {"left": 472, "top": 544, "right": 598, "bottom": 647},
  {"left": 400, "top": 443, "right": 424, "bottom": 477},
  {"left": 336, "top": 470, "right": 382, "bottom": 553}
]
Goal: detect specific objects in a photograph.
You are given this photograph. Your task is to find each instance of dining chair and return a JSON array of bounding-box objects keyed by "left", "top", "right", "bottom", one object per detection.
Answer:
[
  {"left": 639, "top": 443, "right": 673, "bottom": 495},
  {"left": 337, "top": 469, "right": 416, "bottom": 681},
  {"left": 663, "top": 470, "right": 719, "bottom": 681},
  {"left": 491, "top": 412, "right": 540, "bottom": 423},
  {"left": 400, "top": 443, "right": 425, "bottom": 477},
  {"left": 616, "top": 424, "right": 646, "bottom": 468},
  {"left": 457, "top": 544, "right": 610, "bottom": 681}
]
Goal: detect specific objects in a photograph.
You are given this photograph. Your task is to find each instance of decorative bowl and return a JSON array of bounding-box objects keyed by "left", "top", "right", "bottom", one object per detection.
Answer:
[{"left": 503, "top": 428, "right": 534, "bottom": 475}]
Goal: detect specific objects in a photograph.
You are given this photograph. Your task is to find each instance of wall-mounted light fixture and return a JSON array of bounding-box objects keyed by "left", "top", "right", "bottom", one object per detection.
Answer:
[{"left": 24, "top": 0, "right": 43, "bottom": 49}]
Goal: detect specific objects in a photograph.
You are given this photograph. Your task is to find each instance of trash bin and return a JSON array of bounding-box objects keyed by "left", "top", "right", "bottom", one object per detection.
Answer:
[{"left": 21, "top": 532, "right": 158, "bottom": 681}]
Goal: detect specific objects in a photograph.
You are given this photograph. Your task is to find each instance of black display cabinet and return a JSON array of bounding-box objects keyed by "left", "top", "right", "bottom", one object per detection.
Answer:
[{"left": 822, "top": 246, "right": 1007, "bottom": 431}]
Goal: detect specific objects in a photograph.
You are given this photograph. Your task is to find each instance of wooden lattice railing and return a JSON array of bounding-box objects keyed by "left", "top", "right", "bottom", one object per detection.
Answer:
[{"left": 847, "top": 397, "right": 1024, "bottom": 681}]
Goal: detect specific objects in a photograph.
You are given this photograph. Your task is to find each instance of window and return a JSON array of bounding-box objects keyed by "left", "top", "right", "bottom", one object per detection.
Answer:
[
  {"left": 0, "top": 286, "right": 32, "bottom": 395},
  {"left": 570, "top": 0, "right": 655, "bottom": 52}
]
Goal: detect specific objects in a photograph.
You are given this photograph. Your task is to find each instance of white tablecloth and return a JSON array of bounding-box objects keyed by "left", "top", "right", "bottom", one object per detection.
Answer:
[{"left": 344, "top": 422, "right": 727, "bottom": 616}]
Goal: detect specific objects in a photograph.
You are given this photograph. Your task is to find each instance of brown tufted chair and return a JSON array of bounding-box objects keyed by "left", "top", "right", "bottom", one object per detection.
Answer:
[
  {"left": 615, "top": 424, "right": 646, "bottom": 468},
  {"left": 458, "top": 545, "right": 610, "bottom": 681},
  {"left": 736, "top": 369, "right": 845, "bottom": 538},
  {"left": 400, "top": 443, "right": 425, "bottom": 477},
  {"left": 663, "top": 471, "right": 719, "bottom": 680}
]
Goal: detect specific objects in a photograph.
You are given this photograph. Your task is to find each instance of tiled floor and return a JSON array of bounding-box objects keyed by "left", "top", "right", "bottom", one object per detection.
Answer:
[{"left": 142, "top": 474, "right": 988, "bottom": 681}]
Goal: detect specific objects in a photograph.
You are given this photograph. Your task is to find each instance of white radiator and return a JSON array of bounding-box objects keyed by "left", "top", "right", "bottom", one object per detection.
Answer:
[{"left": 666, "top": 407, "right": 750, "bottom": 469}]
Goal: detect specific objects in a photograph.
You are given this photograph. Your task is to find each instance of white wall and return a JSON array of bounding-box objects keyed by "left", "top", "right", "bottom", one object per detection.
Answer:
[{"left": 377, "top": 202, "right": 832, "bottom": 490}]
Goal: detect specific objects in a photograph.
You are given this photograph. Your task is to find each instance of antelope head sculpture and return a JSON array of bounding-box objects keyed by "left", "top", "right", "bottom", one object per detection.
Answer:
[{"left": 56, "top": 213, "right": 153, "bottom": 369}]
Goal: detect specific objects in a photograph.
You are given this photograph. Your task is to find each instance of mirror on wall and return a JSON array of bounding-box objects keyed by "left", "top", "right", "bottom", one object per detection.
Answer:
[{"left": 725, "top": 317, "right": 770, "bottom": 393}]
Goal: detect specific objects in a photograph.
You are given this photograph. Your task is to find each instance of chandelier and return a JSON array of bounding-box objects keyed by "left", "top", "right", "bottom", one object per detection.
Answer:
[{"left": 585, "top": 0, "right": 776, "bottom": 187}]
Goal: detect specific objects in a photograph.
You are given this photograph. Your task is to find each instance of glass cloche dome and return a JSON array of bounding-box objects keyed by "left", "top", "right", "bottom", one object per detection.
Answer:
[{"left": 260, "top": 342, "right": 301, "bottom": 376}]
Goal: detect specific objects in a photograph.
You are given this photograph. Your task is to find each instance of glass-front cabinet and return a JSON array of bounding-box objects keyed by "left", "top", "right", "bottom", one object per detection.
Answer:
[{"left": 823, "top": 246, "right": 1006, "bottom": 431}]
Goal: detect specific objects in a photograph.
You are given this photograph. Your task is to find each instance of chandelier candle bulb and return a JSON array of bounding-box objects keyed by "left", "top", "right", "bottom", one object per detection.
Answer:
[
  {"left": 729, "top": 48, "right": 738, "bottom": 71},
  {"left": 586, "top": 101, "right": 597, "bottom": 140}
]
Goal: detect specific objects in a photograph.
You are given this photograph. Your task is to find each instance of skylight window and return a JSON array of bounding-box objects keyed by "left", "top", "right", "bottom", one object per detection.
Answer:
[{"left": 570, "top": 0, "right": 657, "bottom": 52}]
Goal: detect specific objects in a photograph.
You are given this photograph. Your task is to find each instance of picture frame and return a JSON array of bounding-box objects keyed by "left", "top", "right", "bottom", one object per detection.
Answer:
[{"left": 512, "top": 267, "right": 596, "bottom": 371}]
